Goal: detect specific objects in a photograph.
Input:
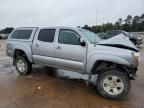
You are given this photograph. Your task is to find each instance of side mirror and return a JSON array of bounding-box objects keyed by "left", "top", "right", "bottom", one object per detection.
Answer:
[{"left": 80, "top": 38, "right": 86, "bottom": 47}]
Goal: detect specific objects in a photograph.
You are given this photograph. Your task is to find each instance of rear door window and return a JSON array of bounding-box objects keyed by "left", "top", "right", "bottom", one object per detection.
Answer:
[
  {"left": 10, "top": 30, "right": 32, "bottom": 39},
  {"left": 38, "top": 29, "right": 56, "bottom": 42}
]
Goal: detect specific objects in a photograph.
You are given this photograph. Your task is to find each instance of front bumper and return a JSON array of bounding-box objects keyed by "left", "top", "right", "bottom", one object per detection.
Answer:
[
  {"left": 123, "top": 65, "right": 138, "bottom": 80},
  {"left": 128, "top": 67, "right": 137, "bottom": 80}
]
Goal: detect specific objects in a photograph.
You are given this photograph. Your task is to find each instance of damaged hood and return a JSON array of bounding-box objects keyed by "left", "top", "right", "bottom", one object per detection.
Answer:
[{"left": 97, "top": 34, "right": 139, "bottom": 52}]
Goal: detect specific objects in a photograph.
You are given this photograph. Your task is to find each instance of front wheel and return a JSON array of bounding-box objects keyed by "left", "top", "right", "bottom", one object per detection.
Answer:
[
  {"left": 15, "top": 56, "right": 32, "bottom": 75},
  {"left": 96, "top": 70, "right": 131, "bottom": 99}
]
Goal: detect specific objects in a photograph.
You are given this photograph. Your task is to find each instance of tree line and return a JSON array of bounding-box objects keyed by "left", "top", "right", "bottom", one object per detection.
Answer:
[
  {"left": 0, "top": 13, "right": 144, "bottom": 34},
  {"left": 80, "top": 13, "right": 144, "bottom": 33},
  {"left": 0, "top": 27, "right": 14, "bottom": 34}
]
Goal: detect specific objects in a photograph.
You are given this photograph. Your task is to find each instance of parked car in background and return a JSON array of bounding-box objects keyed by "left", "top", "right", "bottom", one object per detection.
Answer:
[
  {"left": 6, "top": 27, "right": 140, "bottom": 99},
  {"left": 0, "top": 33, "right": 9, "bottom": 39},
  {"left": 129, "top": 32, "right": 144, "bottom": 45},
  {"left": 105, "top": 30, "right": 143, "bottom": 45},
  {"left": 97, "top": 33, "right": 107, "bottom": 39}
]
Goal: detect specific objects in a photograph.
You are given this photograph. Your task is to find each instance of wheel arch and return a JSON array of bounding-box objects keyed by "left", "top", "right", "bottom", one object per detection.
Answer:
[
  {"left": 86, "top": 54, "right": 131, "bottom": 74},
  {"left": 13, "top": 49, "right": 33, "bottom": 63},
  {"left": 91, "top": 60, "right": 129, "bottom": 74}
]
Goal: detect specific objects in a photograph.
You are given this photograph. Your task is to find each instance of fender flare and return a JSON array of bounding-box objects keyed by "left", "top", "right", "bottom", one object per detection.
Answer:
[
  {"left": 86, "top": 53, "right": 131, "bottom": 74},
  {"left": 13, "top": 46, "right": 33, "bottom": 63}
]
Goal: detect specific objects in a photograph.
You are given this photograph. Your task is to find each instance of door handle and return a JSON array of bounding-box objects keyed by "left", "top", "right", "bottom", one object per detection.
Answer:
[
  {"left": 35, "top": 44, "right": 39, "bottom": 47},
  {"left": 56, "top": 46, "right": 61, "bottom": 49}
]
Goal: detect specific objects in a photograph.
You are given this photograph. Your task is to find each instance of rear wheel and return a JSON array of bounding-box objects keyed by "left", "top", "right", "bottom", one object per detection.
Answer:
[
  {"left": 15, "top": 56, "right": 32, "bottom": 75},
  {"left": 96, "top": 69, "right": 131, "bottom": 99}
]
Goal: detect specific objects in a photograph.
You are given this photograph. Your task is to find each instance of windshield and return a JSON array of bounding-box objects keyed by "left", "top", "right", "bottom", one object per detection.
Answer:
[{"left": 79, "top": 29, "right": 102, "bottom": 44}]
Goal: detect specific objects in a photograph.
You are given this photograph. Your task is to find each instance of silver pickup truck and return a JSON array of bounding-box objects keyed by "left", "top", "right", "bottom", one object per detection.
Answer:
[{"left": 6, "top": 27, "right": 140, "bottom": 99}]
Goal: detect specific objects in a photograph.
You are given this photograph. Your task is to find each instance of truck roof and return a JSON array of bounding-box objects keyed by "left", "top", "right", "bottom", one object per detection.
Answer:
[{"left": 16, "top": 26, "right": 78, "bottom": 30}]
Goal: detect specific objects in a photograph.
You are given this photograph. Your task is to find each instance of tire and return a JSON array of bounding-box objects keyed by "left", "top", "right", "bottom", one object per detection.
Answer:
[
  {"left": 96, "top": 69, "right": 131, "bottom": 99},
  {"left": 15, "top": 56, "right": 32, "bottom": 75}
]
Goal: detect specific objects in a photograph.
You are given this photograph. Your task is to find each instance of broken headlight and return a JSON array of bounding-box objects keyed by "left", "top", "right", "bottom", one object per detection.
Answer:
[{"left": 132, "top": 52, "right": 140, "bottom": 62}]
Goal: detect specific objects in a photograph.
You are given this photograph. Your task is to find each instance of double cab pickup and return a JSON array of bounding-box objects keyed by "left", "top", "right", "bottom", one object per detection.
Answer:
[{"left": 6, "top": 27, "right": 140, "bottom": 99}]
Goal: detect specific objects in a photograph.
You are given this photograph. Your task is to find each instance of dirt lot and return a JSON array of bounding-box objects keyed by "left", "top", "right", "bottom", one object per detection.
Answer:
[{"left": 0, "top": 40, "right": 144, "bottom": 108}]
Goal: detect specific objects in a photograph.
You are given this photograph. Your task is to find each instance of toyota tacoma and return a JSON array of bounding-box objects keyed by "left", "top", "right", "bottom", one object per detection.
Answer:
[{"left": 6, "top": 27, "right": 140, "bottom": 99}]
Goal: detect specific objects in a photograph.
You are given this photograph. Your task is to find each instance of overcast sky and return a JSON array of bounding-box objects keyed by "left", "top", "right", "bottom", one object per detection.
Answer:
[{"left": 0, "top": 0, "right": 144, "bottom": 28}]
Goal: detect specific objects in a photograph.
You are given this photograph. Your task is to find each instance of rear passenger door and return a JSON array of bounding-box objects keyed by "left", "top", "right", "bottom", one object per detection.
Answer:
[{"left": 32, "top": 28, "right": 56, "bottom": 65}]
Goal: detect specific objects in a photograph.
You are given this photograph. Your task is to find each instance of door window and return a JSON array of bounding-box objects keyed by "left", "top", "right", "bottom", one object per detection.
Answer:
[
  {"left": 58, "top": 29, "right": 80, "bottom": 45},
  {"left": 38, "top": 29, "right": 56, "bottom": 42}
]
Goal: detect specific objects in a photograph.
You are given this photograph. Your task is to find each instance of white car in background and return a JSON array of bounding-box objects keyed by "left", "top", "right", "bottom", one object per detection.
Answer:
[{"left": 0, "top": 34, "right": 9, "bottom": 39}]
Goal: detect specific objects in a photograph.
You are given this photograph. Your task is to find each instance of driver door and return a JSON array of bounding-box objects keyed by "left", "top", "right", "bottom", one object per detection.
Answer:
[{"left": 54, "top": 29, "right": 87, "bottom": 73}]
